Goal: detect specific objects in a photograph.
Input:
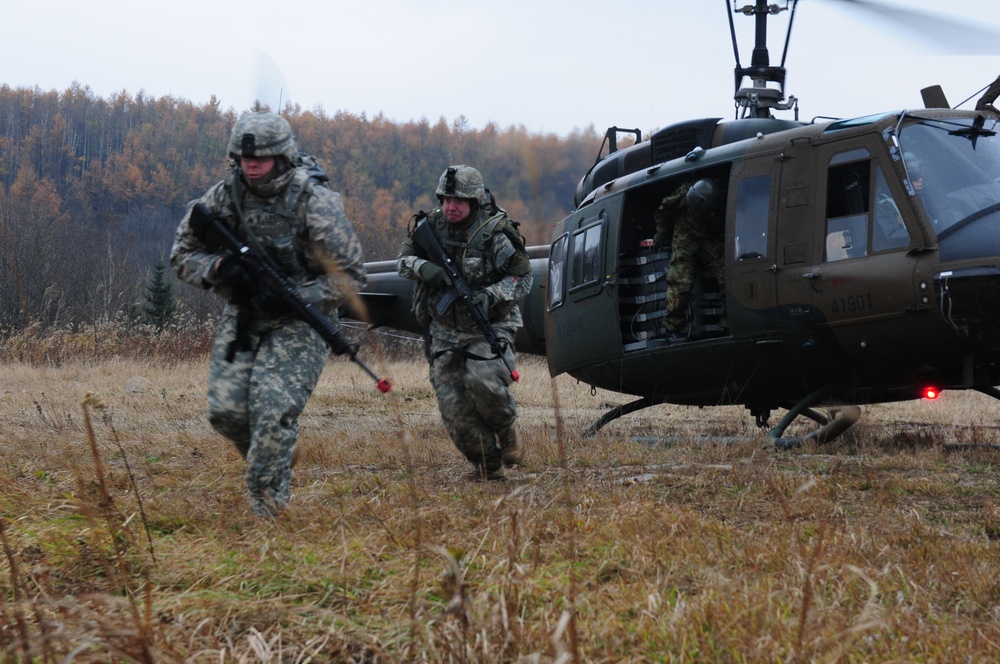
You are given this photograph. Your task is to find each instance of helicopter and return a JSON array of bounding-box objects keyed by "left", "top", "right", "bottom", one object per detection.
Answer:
[{"left": 349, "top": 0, "right": 1000, "bottom": 446}]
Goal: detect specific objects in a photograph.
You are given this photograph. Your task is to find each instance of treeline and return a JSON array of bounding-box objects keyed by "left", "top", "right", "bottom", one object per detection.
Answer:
[{"left": 0, "top": 83, "right": 604, "bottom": 330}]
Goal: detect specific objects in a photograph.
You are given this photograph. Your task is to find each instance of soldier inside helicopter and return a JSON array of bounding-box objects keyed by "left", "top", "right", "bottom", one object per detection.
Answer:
[{"left": 653, "top": 179, "right": 726, "bottom": 343}]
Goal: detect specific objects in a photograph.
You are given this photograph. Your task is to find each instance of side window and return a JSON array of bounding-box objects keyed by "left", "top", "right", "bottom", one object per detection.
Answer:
[
  {"left": 872, "top": 165, "right": 910, "bottom": 252},
  {"left": 734, "top": 174, "right": 771, "bottom": 260},
  {"left": 571, "top": 222, "right": 603, "bottom": 290},
  {"left": 548, "top": 234, "right": 568, "bottom": 309},
  {"left": 825, "top": 158, "right": 871, "bottom": 261}
]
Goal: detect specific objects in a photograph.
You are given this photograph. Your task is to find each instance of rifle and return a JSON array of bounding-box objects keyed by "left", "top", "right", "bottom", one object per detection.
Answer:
[
  {"left": 410, "top": 212, "right": 519, "bottom": 382},
  {"left": 190, "top": 204, "right": 391, "bottom": 393}
]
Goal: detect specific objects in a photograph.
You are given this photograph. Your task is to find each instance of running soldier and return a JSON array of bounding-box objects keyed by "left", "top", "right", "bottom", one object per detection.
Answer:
[
  {"left": 171, "top": 112, "right": 366, "bottom": 517},
  {"left": 397, "top": 165, "right": 532, "bottom": 479}
]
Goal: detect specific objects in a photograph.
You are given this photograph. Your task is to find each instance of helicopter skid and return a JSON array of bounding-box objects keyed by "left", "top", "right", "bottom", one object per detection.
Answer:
[{"left": 583, "top": 384, "right": 862, "bottom": 448}]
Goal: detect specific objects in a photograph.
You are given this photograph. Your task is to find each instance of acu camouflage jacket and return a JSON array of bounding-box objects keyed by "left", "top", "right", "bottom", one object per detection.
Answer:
[
  {"left": 171, "top": 166, "right": 367, "bottom": 319},
  {"left": 397, "top": 207, "right": 532, "bottom": 346}
]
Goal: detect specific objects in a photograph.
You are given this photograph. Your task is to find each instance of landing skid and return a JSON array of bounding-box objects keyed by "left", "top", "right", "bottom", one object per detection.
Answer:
[
  {"left": 582, "top": 397, "right": 654, "bottom": 438},
  {"left": 582, "top": 385, "right": 861, "bottom": 448},
  {"left": 768, "top": 386, "right": 861, "bottom": 448}
]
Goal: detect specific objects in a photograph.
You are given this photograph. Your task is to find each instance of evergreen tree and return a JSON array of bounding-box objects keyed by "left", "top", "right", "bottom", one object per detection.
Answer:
[{"left": 143, "top": 260, "right": 176, "bottom": 330}]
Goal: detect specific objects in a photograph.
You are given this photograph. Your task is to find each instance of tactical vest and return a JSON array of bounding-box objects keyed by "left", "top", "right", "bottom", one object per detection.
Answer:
[
  {"left": 424, "top": 209, "right": 514, "bottom": 290},
  {"left": 223, "top": 167, "right": 318, "bottom": 282}
]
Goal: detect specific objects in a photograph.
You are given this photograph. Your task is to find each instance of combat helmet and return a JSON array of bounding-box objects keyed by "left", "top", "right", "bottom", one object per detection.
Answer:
[
  {"left": 436, "top": 165, "right": 489, "bottom": 207},
  {"left": 228, "top": 112, "right": 297, "bottom": 163},
  {"left": 685, "top": 178, "right": 723, "bottom": 214}
]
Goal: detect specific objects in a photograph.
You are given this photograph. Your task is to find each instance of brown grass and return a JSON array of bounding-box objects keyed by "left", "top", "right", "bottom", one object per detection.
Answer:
[{"left": 3, "top": 332, "right": 1000, "bottom": 662}]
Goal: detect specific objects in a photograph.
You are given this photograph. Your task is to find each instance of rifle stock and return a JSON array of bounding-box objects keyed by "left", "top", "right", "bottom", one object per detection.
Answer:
[
  {"left": 411, "top": 215, "right": 519, "bottom": 381},
  {"left": 193, "top": 206, "right": 390, "bottom": 393}
]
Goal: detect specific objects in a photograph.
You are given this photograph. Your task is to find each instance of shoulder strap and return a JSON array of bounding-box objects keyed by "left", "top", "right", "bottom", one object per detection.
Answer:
[
  {"left": 224, "top": 171, "right": 286, "bottom": 275},
  {"left": 484, "top": 213, "right": 527, "bottom": 254},
  {"left": 280, "top": 168, "right": 315, "bottom": 221}
]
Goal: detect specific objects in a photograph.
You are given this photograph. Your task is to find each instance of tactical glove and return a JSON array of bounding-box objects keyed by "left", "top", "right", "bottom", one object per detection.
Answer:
[
  {"left": 189, "top": 203, "right": 222, "bottom": 247},
  {"left": 254, "top": 285, "right": 295, "bottom": 318},
  {"left": 418, "top": 262, "right": 453, "bottom": 290},
  {"left": 215, "top": 255, "right": 257, "bottom": 292},
  {"left": 473, "top": 290, "right": 492, "bottom": 313}
]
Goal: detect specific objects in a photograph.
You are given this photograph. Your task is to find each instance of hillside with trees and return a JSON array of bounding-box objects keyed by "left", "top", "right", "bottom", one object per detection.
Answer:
[{"left": 0, "top": 84, "right": 605, "bottom": 330}]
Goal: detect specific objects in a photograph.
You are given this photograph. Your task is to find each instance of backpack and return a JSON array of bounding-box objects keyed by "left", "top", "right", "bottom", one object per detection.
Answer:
[{"left": 296, "top": 153, "right": 331, "bottom": 190}]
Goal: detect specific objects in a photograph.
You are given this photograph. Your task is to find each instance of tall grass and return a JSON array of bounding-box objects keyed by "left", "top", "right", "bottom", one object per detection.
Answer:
[
  {"left": 0, "top": 315, "right": 216, "bottom": 366},
  {"left": 2, "top": 329, "right": 1000, "bottom": 661}
]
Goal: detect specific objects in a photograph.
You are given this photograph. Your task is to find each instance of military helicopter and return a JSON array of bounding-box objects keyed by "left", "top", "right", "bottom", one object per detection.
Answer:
[{"left": 352, "top": 0, "right": 1000, "bottom": 445}]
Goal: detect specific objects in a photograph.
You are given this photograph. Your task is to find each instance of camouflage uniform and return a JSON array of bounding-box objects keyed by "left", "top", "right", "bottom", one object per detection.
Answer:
[
  {"left": 654, "top": 182, "right": 725, "bottom": 333},
  {"left": 170, "top": 112, "right": 366, "bottom": 517},
  {"left": 397, "top": 166, "right": 532, "bottom": 478}
]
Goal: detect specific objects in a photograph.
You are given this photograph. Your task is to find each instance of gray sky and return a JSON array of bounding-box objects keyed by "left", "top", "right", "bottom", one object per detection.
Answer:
[{"left": 3, "top": 0, "right": 1000, "bottom": 137}]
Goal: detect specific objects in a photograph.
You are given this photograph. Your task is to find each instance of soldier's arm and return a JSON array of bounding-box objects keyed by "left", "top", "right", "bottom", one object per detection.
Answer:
[
  {"left": 396, "top": 237, "right": 428, "bottom": 280},
  {"left": 302, "top": 189, "right": 367, "bottom": 311},
  {"left": 483, "top": 229, "right": 532, "bottom": 305},
  {"left": 170, "top": 183, "right": 230, "bottom": 289}
]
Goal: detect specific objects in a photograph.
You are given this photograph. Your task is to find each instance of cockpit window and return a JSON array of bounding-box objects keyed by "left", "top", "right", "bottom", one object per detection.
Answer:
[
  {"left": 824, "top": 156, "right": 910, "bottom": 261},
  {"left": 899, "top": 117, "right": 1000, "bottom": 239},
  {"left": 824, "top": 159, "right": 870, "bottom": 260},
  {"left": 872, "top": 165, "right": 910, "bottom": 252}
]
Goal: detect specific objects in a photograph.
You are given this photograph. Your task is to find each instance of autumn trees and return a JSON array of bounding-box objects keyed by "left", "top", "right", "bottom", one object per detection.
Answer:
[{"left": 0, "top": 84, "right": 602, "bottom": 331}]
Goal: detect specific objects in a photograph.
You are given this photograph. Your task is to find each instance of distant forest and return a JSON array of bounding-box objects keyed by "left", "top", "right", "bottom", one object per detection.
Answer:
[{"left": 0, "top": 83, "right": 607, "bottom": 330}]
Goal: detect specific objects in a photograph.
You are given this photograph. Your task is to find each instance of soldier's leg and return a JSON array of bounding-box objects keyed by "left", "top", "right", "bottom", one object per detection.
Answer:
[
  {"left": 664, "top": 263, "right": 694, "bottom": 333},
  {"left": 665, "top": 221, "right": 696, "bottom": 334},
  {"left": 706, "top": 248, "right": 727, "bottom": 329},
  {"left": 245, "top": 321, "right": 329, "bottom": 517},
  {"left": 430, "top": 349, "right": 504, "bottom": 477},
  {"left": 463, "top": 338, "right": 522, "bottom": 466},
  {"left": 207, "top": 313, "right": 254, "bottom": 458}
]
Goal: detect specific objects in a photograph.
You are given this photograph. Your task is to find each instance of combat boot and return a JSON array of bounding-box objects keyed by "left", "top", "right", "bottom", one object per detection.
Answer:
[
  {"left": 469, "top": 464, "right": 505, "bottom": 481},
  {"left": 499, "top": 426, "right": 524, "bottom": 467}
]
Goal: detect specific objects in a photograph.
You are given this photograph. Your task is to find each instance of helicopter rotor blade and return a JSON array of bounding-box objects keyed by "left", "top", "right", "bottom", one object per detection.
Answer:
[
  {"left": 830, "top": 0, "right": 1000, "bottom": 54},
  {"left": 252, "top": 48, "right": 290, "bottom": 111}
]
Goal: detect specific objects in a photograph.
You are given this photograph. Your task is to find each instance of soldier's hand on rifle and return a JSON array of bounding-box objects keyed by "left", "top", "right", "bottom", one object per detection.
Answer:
[
  {"left": 473, "top": 290, "right": 492, "bottom": 313},
  {"left": 189, "top": 203, "right": 223, "bottom": 248},
  {"left": 418, "top": 262, "right": 453, "bottom": 290},
  {"left": 254, "top": 285, "right": 295, "bottom": 318},
  {"left": 214, "top": 255, "right": 257, "bottom": 293}
]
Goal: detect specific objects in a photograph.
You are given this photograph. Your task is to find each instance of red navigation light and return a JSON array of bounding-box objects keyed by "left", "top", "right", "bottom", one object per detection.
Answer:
[{"left": 922, "top": 386, "right": 939, "bottom": 400}]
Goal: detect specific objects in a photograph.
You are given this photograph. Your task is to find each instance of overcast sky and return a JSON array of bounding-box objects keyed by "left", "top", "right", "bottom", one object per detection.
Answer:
[{"left": 3, "top": 0, "right": 1000, "bottom": 138}]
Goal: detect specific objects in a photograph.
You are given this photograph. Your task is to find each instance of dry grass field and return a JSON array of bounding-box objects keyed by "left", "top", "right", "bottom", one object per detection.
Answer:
[{"left": 3, "top": 325, "right": 1000, "bottom": 662}]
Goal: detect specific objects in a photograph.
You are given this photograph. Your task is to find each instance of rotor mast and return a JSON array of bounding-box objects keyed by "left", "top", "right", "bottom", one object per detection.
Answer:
[{"left": 730, "top": 0, "right": 798, "bottom": 119}]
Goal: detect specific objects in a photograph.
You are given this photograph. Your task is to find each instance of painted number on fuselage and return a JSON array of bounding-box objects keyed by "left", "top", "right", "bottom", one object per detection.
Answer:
[{"left": 830, "top": 293, "right": 873, "bottom": 315}]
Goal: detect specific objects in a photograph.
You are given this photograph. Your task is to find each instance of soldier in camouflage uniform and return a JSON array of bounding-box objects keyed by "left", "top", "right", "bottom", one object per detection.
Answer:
[
  {"left": 653, "top": 179, "right": 725, "bottom": 338},
  {"left": 170, "top": 112, "right": 366, "bottom": 517},
  {"left": 397, "top": 165, "right": 532, "bottom": 479}
]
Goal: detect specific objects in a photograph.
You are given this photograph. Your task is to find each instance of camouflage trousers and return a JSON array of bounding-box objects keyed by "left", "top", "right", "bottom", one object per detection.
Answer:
[
  {"left": 207, "top": 313, "right": 329, "bottom": 517},
  {"left": 429, "top": 336, "right": 519, "bottom": 475},
  {"left": 665, "top": 221, "right": 725, "bottom": 332}
]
